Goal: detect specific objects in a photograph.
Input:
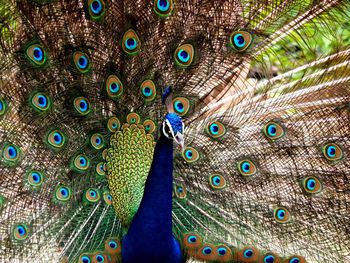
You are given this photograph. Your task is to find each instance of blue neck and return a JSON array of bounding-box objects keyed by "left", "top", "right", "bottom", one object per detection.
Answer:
[{"left": 122, "top": 133, "right": 183, "bottom": 263}]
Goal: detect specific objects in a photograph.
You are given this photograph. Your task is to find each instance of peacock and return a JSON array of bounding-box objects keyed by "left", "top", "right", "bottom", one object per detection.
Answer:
[{"left": 0, "top": 0, "right": 350, "bottom": 262}]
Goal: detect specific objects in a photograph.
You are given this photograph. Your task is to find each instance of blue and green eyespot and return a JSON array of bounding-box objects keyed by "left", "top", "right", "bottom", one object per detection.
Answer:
[
  {"left": 301, "top": 176, "right": 322, "bottom": 194},
  {"left": 2, "top": 144, "right": 21, "bottom": 164},
  {"left": 26, "top": 44, "right": 47, "bottom": 66},
  {"left": 90, "top": 133, "right": 105, "bottom": 150},
  {"left": 237, "top": 159, "right": 257, "bottom": 176},
  {"left": 85, "top": 188, "right": 100, "bottom": 203},
  {"left": 229, "top": 31, "right": 253, "bottom": 52},
  {"left": 79, "top": 254, "right": 92, "bottom": 263},
  {"left": 74, "top": 97, "right": 91, "bottom": 115},
  {"left": 263, "top": 254, "right": 276, "bottom": 263},
  {"left": 183, "top": 233, "right": 202, "bottom": 249},
  {"left": 182, "top": 146, "right": 199, "bottom": 163},
  {"left": 0, "top": 98, "right": 7, "bottom": 116},
  {"left": 126, "top": 112, "right": 141, "bottom": 124},
  {"left": 104, "top": 238, "right": 121, "bottom": 254},
  {"left": 73, "top": 51, "right": 91, "bottom": 73},
  {"left": 122, "top": 29, "right": 141, "bottom": 55},
  {"left": 143, "top": 119, "right": 156, "bottom": 133},
  {"left": 153, "top": 0, "right": 174, "bottom": 17},
  {"left": 209, "top": 174, "right": 226, "bottom": 190},
  {"left": 31, "top": 92, "right": 51, "bottom": 112},
  {"left": 103, "top": 191, "right": 112, "bottom": 205},
  {"left": 87, "top": 0, "right": 106, "bottom": 20},
  {"left": 107, "top": 116, "right": 120, "bottom": 132},
  {"left": 106, "top": 75, "right": 123, "bottom": 98},
  {"left": 173, "top": 97, "right": 190, "bottom": 116},
  {"left": 96, "top": 162, "right": 106, "bottom": 176},
  {"left": 47, "top": 130, "right": 66, "bottom": 149},
  {"left": 73, "top": 154, "right": 90, "bottom": 172},
  {"left": 55, "top": 185, "right": 72, "bottom": 202},
  {"left": 140, "top": 80, "right": 156, "bottom": 101},
  {"left": 274, "top": 207, "right": 290, "bottom": 223},
  {"left": 322, "top": 142, "right": 343, "bottom": 162},
  {"left": 27, "top": 170, "right": 44, "bottom": 187},
  {"left": 13, "top": 224, "right": 29, "bottom": 241},
  {"left": 263, "top": 121, "right": 285, "bottom": 141},
  {"left": 174, "top": 44, "right": 194, "bottom": 67},
  {"left": 174, "top": 184, "right": 187, "bottom": 199},
  {"left": 206, "top": 120, "right": 226, "bottom": 139}
]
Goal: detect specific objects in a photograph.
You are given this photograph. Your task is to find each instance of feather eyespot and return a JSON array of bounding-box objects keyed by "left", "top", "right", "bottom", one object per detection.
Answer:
[
  {"left": 31, "top": 92, "right": 51, "bottom": 112},
  {"left": 126, "top": 113, "right": 140, "bottom": 124},
  {"left": 107, "top": 116, "right": 120, "bottom": 132},
  {"left": 85, "top": 188, "right": 100, "bottom": 203},
  {"left": 263, "top": 254, "right": 277, "bottom": 263},
  {"left": 183, "top": 233, "right": 202, "bottom": 249},
  {"left": 182, "top": 147, "right": 199, "bottom": 163},
  {"left": 215, "top": 244, "right": 233, "bottom": 260},
  {"left": 206, "top": 121, "right": 226, "bottom": 139},
  {"left": 0, "top": 98, "right": 7, "bottom": 116},
  {"left": 244, "top": 248, "right": 253, "bottom": 258},
  {"left": 105, "top": 238, "right": 121, "bottom": 254},
  {"left": 90, "top": 133, "right": 105, "bottom": 150},
  {"left": 237, "top": 246, "right": 259, "bottom": 262},
  {"left": 174, "top": 44, "right": 194, "bottom": 67},
  {"left": 174, "top": 184, "right": 187, "bottom": 199},
  {"left": 103, "top": 191, "right": 112, "bottom": 205},
  {"left": 287, "top": 256, "right": 305, "bottom": 263},
  {"left": 122, "top": 29, "right": 141, "bottom": 55},
  {"left": 96, "top": 162, "right": 105, "bottom": 176},
  {"left": 26, "top": 44, "right": 47, "bottom": 66},
  {"left": 55, "top": 186, "right": 71, "bottom": 202},
  {"left": 301, "top": 176, "right": 322, "bottom": 194},
  {"left": 263, "top": 121, "right": 284, "bottom": 141},
  {"left": 106, "top": 75, "right": 123, "bottom": 98},
  {"left": 47, "top": 130, "right": 66, "bottom": 149},
  {"left": 2, "top": 144, "right": 20, "bottom": 164},
  {"left": 143, "top": 119, "right": 156, "bottom": 133},
  {"left": 27, "top": 171, "right": 44, "bottom": 187},
  {"left": 79, "top": 254, "right": 92, "bottom": 263},
  {"left": 274, "top": 207, "right": 290, "bottom": 223},
  {"left": 13, "top": 224, "right": 28, "bottom": 240},
  {"left": 229, "top": 31, "right": 253, "bottom": 52},
  {"left": 198, "top": 244, "right": 216, "bottom": 260},
  {"left": 237, "top": 159, "right": 257, "bottom": 176},
  {"left": 140, "top": 80, "right": 156, "bottom": 102},
  {"left": 73, "top": 51, "right": 91, "bottom": 73},
  {"left": 74, "top": 97, "right": 91, "bottom": 115},
  {"left": 94, "top": 253, "right": 106, "bottom": 262},
  {"left": 209, "top": 174, "right": 226, "bottom": 190},
  {"left": 154, "top": 0, "right": 174, "bottom": 17},
  {"left": 73, "top": 154, "right": 90, "bottom": 172},
  {"left": 173, "top": 97, "right": 190, "bottom": 116},
  {"left": 87, "top": 0, "right": 106, "bottom": 20},
  {"left": 322, "top": 143, "right": 343, "bottom": 162}
]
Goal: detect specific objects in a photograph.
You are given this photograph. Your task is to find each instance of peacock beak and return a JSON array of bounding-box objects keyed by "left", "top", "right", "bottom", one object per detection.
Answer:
[{"left": 174, "top": 132, "right": 185, "bottom": 151}]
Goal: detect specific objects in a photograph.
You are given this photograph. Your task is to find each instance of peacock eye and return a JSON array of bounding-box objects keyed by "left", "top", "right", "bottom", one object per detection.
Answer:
[
  {"left": 143, "top": 119, "right": 156, "bottom": 133},
  {"left": 90, "top": 133, "right": 105, "bottom": 150},
  {"left": 73, "top": 51, "right": 91, "bottom": 73},
  {"left": 140, "top": 80, "right": 156, "bottom": 101},
  {"left": 174, "top": 184, "right": 187, "bottom": 199},
  {"left": 202, "top": 246, "right": 212, "bottom": 255},
  {"left": 27, "top": 171, "right": 44, "bottom": 187},
  {"left": 209, "top": 174, "right": 226, "bottom": 190},
  {"left": 126, "top": 112, "right": 141, "bottom": 124},
  {"left": 287, "top": 256, "right": 305, "bottom": 263},
  {"left": 217, "top": 247, "right": 227, "bottom": 256},
  {"left": 31, "top": 92, "right": 51, "bottom": 112},
  {"left": 0, "top": 98, "right": 7, "bottom": 116},
  {"left": 55, "top": 186, "right": 71, "bottom": 202},
  {"left": 263, "top": 254, "right": 276, "bottom": 263},
  {"left": 263, "top": 121, "right": 285, "bottom": 141},
  {"left": 85, "top": 188, "right": 101, "bottom": 203},
  {"left": 174, "top": 44, "right": 194, "bottom": 67},
  {"left": 95, "top": 254, "right": 105, "bottom": 262},
  {"left": 47, "top": 130, "right": 66, "bottom": 149},
  {"left": 322, "top": 143, "right": 343, "bottom": 162},
  {"left": 26, "top": 44, "right": 47, "bottom": 66},
  {"left": 107, "top": 116, "right": 120, "bottom": 132},
  {"left": 237, "top": 159, "right": 257, "bottom": 176},
  {"left": 243, "top": 248, "right": 253, "bottom": 258},
  {"left": 274, "top": 207, "right": 290, "bottom": 223},
  {"left": 229, "top": 31, "right": 253, "bottom": 52},
  {"left": 88, "top": 0, "right": 105, "bottom": 20},
  {"left": 302, "top": 176, "right": 322, "bottom": 194},
  {"left": 13, "top": 224, "right": 28, "bottom": 240},
  {"left": 81, "top": 255, "right": 91, "bottom": 263},
  {"left": 106, "top": 75, "right": 123, "bottom": 98},
  {"left": 206, "top": 120, "right": 226, "bottom": 139},
  {"left": 96, "top": 162, "right": 105, "bottom": 176},
  {"left": 73, "top": 154, "right": 90, "bottom": 172},
  {"left": 105, "top": 238, "right": 121, "bottom": 254},
  {"left": 183, "top": 233, "right": 202, "bottom": 249},
  {"left": 3, "top": 144, "right": 20, "bottom": 163},
  {"left": 182, "top": 147, "right": 200, "bottom": 163},
  {"left": 103, "top": 191, "right": 112, "bottom": 205},
  {"left": 154, "top": 0, "right": 174, "bottom": 17},
  {"left": 172, "top": 97, "right": 190, "bottom": 116},
  {"left": 74, "top": 97, "right": 91, "bottom": 115},
  {"left": 122, "top": 29, "right": 141, "bottom": 55}
]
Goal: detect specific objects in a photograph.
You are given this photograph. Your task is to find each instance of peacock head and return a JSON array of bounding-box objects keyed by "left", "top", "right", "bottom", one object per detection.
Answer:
[{"left": 162, "top": 86, "right": 185, "bottom": 150}]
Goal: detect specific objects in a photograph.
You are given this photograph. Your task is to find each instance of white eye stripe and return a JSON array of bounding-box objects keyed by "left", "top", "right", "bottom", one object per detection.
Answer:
[{"left": 163, "top": 119, "right": 175, "bottom": 139}]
